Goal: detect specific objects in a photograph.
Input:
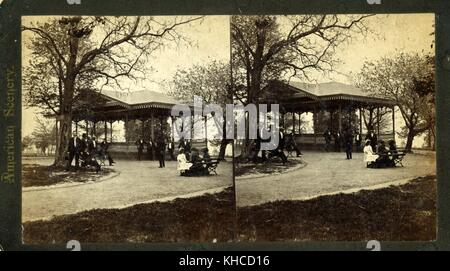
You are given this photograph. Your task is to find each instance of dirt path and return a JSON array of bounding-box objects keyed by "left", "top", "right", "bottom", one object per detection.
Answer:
[
  {"left": 22, "top": 159, "right": 233, "bottom": 222},
  {"left": 235, "top": 151, "right": 435, "bottom": 207}
]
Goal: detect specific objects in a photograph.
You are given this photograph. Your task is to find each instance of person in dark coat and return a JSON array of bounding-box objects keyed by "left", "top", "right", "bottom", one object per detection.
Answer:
[
  {"left": 334, "top": 131, "right": 342, "bottom": 152},
  {"left": 88, "top": 136, "right": 99, "bottom": 155},
  {"left": 366, "top": 130, "right": 378, "bottom": 153},
  {"left": 323, "top": 128, "right": 332, "bottom": 152},
  {"left": 344, "top": 130, "right": 354, "bottom": 159},
  {"left": 167, "top": 141, "right": 176, "bottom": 160},
  {"left": 268, "top": 128, "right": 288, "bottom": 164},
  {"left": 135, "top": 138, "right": 146, "bottom": 161},
  {"left": 81, "top": 135, "right": 101, "bottom": 173},
  {"left": 66, "top": 132, "right": 81, "bottom": 171},
  {"left": 285, "top": 131, "right": 302, "bottom": 157},
  {"left": 100, "top": 140, "right": 115, "bottom": 166},
  {"left": 156, "top": 135, "right": 166, "bottom": 168}
]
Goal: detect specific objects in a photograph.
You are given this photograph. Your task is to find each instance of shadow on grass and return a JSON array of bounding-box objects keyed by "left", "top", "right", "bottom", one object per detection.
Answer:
[
  {"left": 22, "top": 164, "right": 115, "bottom": 187},
  {"left": 237, "top": 175, "right": 436, "bottom": 241},
  {"left": 235, "top": 159, "right": 303, "bottom": 177},
  {"left": 23, "top": 187, "right": 236, "bottom": 244}
]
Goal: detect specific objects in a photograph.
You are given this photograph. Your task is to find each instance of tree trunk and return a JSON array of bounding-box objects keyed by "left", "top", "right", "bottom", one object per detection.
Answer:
[
  {"left": 54, "top": 113, "right": 72, "bottom": 166},
  {"left": 405, "top": 130, "right": 415, "bottom": 153}
]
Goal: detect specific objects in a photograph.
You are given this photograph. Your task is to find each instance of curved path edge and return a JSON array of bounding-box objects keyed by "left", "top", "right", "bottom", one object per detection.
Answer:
[
  {"left": 25, "top": 185, "right": 232, "bottom": 222},
  {"left": 23, "top": 171, "right": 121, "bottom": 192},
  {"left": 236, "top": 159, "right": 307, "bottom": 181},
  {"left": 241, "top": 174, "right": 436, "bottom": 207}
]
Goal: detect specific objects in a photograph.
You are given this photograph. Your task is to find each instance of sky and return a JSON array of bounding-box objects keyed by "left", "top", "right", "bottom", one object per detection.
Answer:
[
  {"left": 317, "top": 13, "right": 434, "bottom": 84},
  {"left": 21, "top": 14, "right": 434, "bottom": 148}
]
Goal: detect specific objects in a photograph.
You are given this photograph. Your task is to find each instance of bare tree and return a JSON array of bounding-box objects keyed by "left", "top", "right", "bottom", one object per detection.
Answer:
[
  {"left": 356, "top": 52, "right": 435, "bottom": 151},
  {"left": 168, "top": 61, "right": 232, "bottom": 160},
  {"left": 22, "top": 16, "right": 201, "bottom": 166},
  {"left": 231, "top": 15, "right": 373, "bottom": 159},
  {"left": 31, "top": 116, "right": 56, "bottom": 155}
]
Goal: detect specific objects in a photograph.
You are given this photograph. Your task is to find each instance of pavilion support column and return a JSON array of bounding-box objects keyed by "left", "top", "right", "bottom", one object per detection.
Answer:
[
  {"left": 292, "top": 112, "right": 296, "bottom": 134},
  {"left": 329, "top": 110, "right": 333, "bottom": 131},
  {"left": 150, "top": 112, "right": 155, "bottom": 160},
  {"left": 376, "top": 107, "right": 381, "bottom": 138},
  {"left": 298, "top": 112, "right": 302, "bottom": 134},
  {"left": 338, "top": 105, "right": 342, "bottom": 132},
  {"left": 359, "top": 107, "right": 363, "bottom": 136},
  {"left": 392, "top": 106, "right": 396, "bottom": 141},
  {"left": 75, "top": 121, "right": 78, "bottom": 136},
  {"left": 141, "top": 119, "right": 146, "bottom": 139},
  {"left": 104, "top": 121, "right": 107, "bottom": 142},
  {"left": 124, "top": 114, "right": 129, "bottom": 143},
  {"left": 109, "top": 121, "right": 113, "bottom": 143},
  {"left": 170, "top": 116, "right": 175, "bottom": 144},
  {"left": 85, "top": 120, "right": 89, "bottom": 136},
  {"left": 93, "top": 122, "right": 97, "bottom": 137},
  {"left": 313, "top": 108, "right": 318, "bottom": 145},
  {"left": 204, "top": 116, "right": 208, "bottom": 145}
]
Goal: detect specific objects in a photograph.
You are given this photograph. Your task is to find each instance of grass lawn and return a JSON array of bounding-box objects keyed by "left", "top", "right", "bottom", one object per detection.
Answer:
[
  {"left": 22, "top": 164, "right": 114, "bottom": 187},
  {"left": 237, "top": 175, "right": 436, "bottom": 241},
  {"left": 23, "top": 187, "right": 235, "bottom": 244}
]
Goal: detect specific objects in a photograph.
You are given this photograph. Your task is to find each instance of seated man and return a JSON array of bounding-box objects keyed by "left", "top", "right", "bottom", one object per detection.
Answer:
[
  {"left": 388, "top": 140, "right": 398, "bottom": 159},
  {"left": 363, "top": 140, "right": 379, "bottom": 168},
  {"left": 177, "top": 148, "right": 193, "bottom": 176},
  {"left": 202, "top": 148, "right": 212, "bottom": 163}
]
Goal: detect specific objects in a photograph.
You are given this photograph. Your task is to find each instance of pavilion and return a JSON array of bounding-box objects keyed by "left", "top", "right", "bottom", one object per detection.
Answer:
[
  {"left": 259, "top": 80, "right": 397, "bottom": 148},
  {"left": 71, "top": 89, "right": 207, "bottom": 159}
]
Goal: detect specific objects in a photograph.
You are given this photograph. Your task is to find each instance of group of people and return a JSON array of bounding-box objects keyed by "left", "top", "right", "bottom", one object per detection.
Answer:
[
  {"left": 323, "top": 128, "right": 380, "bottom": 160},
  {"left": 135, "top": 136, "right": 212, "bottom": 175},
  {"left": 66, "top": 132, "right": 115, "bottom": 172},
  {"left": 176, "top": 145, "right": 212, "bottom": 176},
  {"left": 249, "top": 128, "right": 302, "bottom": 165},
  {"left": 135, "top": 133, "right": 173, "bottom": 168},
  {"left": 363, "top": 138, "right": 399, "bottom": 168}
]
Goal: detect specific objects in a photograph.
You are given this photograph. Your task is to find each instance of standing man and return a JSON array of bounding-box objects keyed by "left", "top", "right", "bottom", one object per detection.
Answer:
[
  {"left": 366, "top": 129, "right": 378, "bottom": 153},
  {"left": 354, "top": 131, "right": 362, "bottom": 152},
  {"left": 135, "top": 138, "right": 146, "bottom": 161},
  {"left": 100, "top": 140, "right": 115, "bottom": 166},
  {"left": 157, "top": 134, "right": 166, "bottom": 168},
  {"left": 334, "top": 131, "right": 342, "bottom": 152},
  {"left": 323, "top": 128, "right": 332, "bottom": 152},
  {"left": 88, "top": 136, "right": 99, "bottom": 156},
  {"left": 66, "top": 132, "right": 81, "bottom": 171},
  {"left": 344, "top": 129, "right": 354, "bottom": 159}
]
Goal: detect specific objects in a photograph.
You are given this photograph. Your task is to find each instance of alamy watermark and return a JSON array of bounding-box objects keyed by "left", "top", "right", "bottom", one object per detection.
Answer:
[{"left": 171, "top": 96, "right": 280, "bottom": 151}]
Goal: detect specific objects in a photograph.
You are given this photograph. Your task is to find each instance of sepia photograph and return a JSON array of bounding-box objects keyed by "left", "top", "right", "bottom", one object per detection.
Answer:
[
  {"left": 20, "top": 15, "right": 235, "bottom": 244},
  {"left": 232, "top": 14, "right": 436, "bottom": 241}
]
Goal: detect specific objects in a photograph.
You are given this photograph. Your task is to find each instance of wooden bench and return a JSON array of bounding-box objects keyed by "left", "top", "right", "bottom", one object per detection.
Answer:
[
  {"left": 195, "top": 158, "right": 220, "bottom": 175},
  {"left": 371, "top": 149, "right": 407, "bottom": 168},
  {"left": 182, "top": 158, "right": 220, "bottom": 177}
]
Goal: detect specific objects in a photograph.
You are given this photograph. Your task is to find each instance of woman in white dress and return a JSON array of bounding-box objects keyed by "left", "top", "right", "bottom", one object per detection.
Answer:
[
  {"left": 363, "top": 139, "right": 379, "bottom": 167},
  {"left": 177, "top": 148, "right": 193, "bottom": 175}
]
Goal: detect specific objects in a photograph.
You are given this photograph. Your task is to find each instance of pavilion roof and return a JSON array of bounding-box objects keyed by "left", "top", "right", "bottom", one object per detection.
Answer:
[
  {"left": 262, "top": 80, "right": 396, "bottom": 111},
  {"left": 99, "top": 89, "right": 181, "bottom": 110}
]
